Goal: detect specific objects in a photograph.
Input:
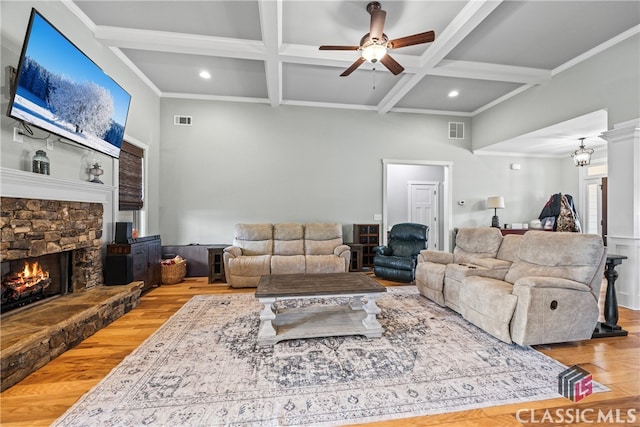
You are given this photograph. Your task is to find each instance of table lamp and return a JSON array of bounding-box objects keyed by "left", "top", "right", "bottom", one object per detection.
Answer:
[{"left": 487, "top": 196, "right": 505, "bottom": 228}]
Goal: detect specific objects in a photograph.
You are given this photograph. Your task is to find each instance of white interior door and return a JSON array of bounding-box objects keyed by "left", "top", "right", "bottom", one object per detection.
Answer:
[{"left": 408, "top": 182, "right": 439, "bottom": 249}]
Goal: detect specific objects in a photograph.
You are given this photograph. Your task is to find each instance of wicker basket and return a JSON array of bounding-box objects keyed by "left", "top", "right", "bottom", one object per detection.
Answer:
[{"left": 161, "top": 261, "right": 187, "bottom": 285}]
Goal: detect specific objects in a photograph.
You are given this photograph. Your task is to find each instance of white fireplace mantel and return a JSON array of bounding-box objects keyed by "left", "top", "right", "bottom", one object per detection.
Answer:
[{"left": 1, "top": 167, "right": 117, "bottom": 243}]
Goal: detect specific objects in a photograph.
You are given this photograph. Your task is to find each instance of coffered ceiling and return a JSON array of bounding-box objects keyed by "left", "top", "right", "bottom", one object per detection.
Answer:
[{"left": 67, "top": 0, "right": 639, "bottom": 154}]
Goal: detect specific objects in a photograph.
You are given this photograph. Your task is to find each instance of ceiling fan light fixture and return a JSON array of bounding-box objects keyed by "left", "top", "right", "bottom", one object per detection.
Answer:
[
  {"left": 571, "top": 137, "right": 594, "bottom": 167},
  {"left": 319, "top": 1, "right": 434, "bottom": 76},
  {"left": 361, "top": 44, "right": 387, "bottom": 63}
]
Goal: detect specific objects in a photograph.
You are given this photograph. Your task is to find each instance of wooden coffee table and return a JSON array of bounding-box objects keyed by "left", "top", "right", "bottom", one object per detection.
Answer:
[{"left": 255, "top": 273, "right": 387, "bottom": 346}]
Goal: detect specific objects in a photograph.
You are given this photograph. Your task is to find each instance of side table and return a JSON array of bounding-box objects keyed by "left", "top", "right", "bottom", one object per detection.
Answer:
[
  {"left": 592, "top": 254, "right": 628, "bottom": 338},
  {"left": 347, "top": 243, "right": 364, "bottom": 272},
  {"left": 207, "top": 244, "right": 230, "bottom": 283}
]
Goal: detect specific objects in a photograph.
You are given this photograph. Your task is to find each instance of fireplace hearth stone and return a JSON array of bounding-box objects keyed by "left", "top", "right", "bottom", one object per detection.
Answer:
[{"left": 0, "top": 282, "right": 143, "bottom": 391}]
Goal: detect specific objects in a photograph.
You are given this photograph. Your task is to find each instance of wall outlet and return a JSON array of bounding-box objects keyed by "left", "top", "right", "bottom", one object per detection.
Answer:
[
  {"left": 13, "top": 127, "right": 23, "bottom": 143},
  {"left": 46, "top": 139, "right": 54, "bottom": 150}
]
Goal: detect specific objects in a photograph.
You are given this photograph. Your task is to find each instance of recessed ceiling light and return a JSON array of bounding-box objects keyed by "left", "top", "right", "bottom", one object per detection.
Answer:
[
  {"left": 448, "top": 90, "right": 459, "bottom": 98},
  {"left": 199, "top": 70, "right": 211, "bottom": 79}
]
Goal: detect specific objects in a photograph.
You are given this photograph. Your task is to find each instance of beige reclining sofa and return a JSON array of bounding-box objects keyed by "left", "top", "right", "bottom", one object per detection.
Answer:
[
  {"left": 223, "top": 223, "right": 351, "bottom": 288},
  {"left": 415, "top": 228, "right": 606, "bottom": 346}
]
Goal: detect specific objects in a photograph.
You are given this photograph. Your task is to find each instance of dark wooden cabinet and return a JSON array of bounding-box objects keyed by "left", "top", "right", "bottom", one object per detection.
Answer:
[
  {"left": 145, "top": 238, "right": 162, "bottom": 287},
  {"left": 346, "top": 243, "right": 363, "bottom": 272},
  {"left": 162, "top": 244, "right": 217, "bottom": 278},
  {"left": 353, "top": 224, "right": 379, "bottom": 269},
  {"left": 106, "top": 235, "right": 161, "bottom": 291},
  {"left": 207, "top": 245, "right": 229, "bottom": 283}
]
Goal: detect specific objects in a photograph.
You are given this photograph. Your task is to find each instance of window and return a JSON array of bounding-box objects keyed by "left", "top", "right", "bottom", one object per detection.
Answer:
[
  {"left": 587, "top": 164, "right": 608, "bottom": 176},
  {"left": 118, "top": 141, "right": 144, "bottom": 210}
]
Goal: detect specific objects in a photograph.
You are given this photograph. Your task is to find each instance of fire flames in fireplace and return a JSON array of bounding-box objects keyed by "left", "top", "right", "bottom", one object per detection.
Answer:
[
  {"left": 1, "top": 252, "right": 69, "bottom": 315},
  {"left": 2, "top": 261, "right": 52, "bottom": 304}
]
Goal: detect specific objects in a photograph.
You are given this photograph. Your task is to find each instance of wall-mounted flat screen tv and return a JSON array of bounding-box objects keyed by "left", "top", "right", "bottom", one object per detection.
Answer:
[{"left": 7, "top": 8, "right": 131, "bottom": 158}]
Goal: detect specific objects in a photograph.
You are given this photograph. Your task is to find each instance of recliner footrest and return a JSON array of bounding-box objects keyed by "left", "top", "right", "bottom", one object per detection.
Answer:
[
  {"left": 374, "top": 266, "right": 414, "bottom": 282},
  {"left": 373, "top": 255, "right": 415, "bottom": 270}
]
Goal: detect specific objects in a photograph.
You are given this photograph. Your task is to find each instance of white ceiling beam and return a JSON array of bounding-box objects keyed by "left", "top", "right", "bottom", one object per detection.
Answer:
[
  {"left": 471, "top": 84, "right": 534, "bottom": 115},
  {"left": 109, "top": 47, "right": 162, "bottom": 97},
  {"left": 61, "top": 0, "right": 96, "bottom": 31},
  {"left": 377, "top": 0, "right": 504, "bottom": 114},
  {"left": 162, "top": 92, "right": 269, "bottom": 105},
  {"left": 431, "top": 60, "right": 550, "bottom": 84},
  {"left": 259, "top": 0, "right": 283, "bottom": 108},
  {"left": 552, "top": 24, "right": 640, "bottom": 76},
  {"left": 93, "top": 26, "right": 266, "bottom": 60},
  {"left": 420, "top": 1, "right": 504, "bottom": 69}
]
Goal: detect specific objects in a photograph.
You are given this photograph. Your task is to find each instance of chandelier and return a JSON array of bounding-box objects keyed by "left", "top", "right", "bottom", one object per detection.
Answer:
[{"left": 571, "top": 137, "right": 594, "bottom": 167}]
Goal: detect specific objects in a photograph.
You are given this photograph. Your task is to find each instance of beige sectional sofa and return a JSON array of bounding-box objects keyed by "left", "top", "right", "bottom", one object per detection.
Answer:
[
  {"left": 223, "top": 223, "right": 351, "bottom": 288},
  {"left": 416, "top": 228, "right": 606, "bottom": 346}
]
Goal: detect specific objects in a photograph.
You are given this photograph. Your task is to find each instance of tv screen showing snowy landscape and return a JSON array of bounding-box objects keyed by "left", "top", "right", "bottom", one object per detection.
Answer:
[{"left": 8, "top": 9, "right": 131, "bottom": 158}]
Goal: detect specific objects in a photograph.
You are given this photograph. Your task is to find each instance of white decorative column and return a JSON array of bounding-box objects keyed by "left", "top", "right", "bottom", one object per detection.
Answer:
[{"left": 601, "top": 119, "right": 640, "bottom": 310}]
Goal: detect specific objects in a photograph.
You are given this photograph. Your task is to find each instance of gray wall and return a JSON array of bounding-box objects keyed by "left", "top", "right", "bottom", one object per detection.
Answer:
[
  {"left": 0, "top": 1, "right": 162, "bottom": 234},
  {"left": 159, "top": 98, "right": 580, "bottom": 245}
]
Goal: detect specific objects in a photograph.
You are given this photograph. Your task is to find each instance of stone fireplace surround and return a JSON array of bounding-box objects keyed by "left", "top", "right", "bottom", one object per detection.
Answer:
[
  {"left": 0, "top": 168, "right": 143, "bottom": 391},
  {"left": 1, "top": 197, "right": 104, "bottom": 293}
]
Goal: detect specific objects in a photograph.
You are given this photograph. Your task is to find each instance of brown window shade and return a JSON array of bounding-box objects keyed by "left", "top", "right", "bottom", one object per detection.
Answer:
[{"left": 119, "top": 141, "right": 144, "bottom": 210}]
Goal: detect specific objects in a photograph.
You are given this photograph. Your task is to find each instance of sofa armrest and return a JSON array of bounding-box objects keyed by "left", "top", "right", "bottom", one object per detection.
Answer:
[
  {"left": 510, "top": 275, "right": 599, "bottom": 345},
  {"left": 514, "top": 276, "right": 592, "bottom": 292},
  {"left": 418, "top": 250, "right": 453, "bottom": 265},
  {"left": 223, "top": 246, "right": 242, "bottom": 258},
  {"left": 334, "top": 244, "right": 351, "bottom": 257},
  {"left": 372, "top": 245, "right": 391, "bottom": 256},
  {"left": 334, "top": 244, "right": 352, "bottom": 272}
]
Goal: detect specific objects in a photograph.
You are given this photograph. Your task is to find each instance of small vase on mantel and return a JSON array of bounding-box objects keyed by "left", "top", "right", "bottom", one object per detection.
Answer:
[{"left": 88, "top": 162, "right": 104, "bottom": 184}]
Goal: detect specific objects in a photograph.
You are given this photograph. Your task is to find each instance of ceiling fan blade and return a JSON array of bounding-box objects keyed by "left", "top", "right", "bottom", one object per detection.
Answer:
[
  {"left": 388, "top": 31, "right": 435, "bottom": 49},
  {"left": 340, "top": 57, "right": 366, "bottom": 77},
  {"left": 380, "top": 54, "right": 404, "bottom": 75},
  {"left": 319, "top": 45, "right": 360, "bottom": 51},
  {"left": 369, "top": 8, "right": 387, "bottom": 40}
]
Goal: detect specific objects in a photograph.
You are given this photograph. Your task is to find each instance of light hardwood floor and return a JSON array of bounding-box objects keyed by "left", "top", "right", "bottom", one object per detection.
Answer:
[{"left": 1, "top": 276, "right": 638, "bottom": 426}]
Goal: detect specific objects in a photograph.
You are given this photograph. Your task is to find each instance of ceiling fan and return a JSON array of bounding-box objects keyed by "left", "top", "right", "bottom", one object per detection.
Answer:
[{"left": 319, "top": 1, "right": 435, "bottom": 77}]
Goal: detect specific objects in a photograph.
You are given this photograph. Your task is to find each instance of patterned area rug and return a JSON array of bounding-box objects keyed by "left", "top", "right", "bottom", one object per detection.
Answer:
[{"left": 54, "top": 287, "right": 604, "bottom": 426}]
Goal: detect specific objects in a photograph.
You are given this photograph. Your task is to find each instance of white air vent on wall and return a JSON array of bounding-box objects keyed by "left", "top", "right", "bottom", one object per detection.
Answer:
[
  {"left": 448, "top": 122, "right": 464, "bottom": 139},
  {"left": 174, "top": 115, "right": 193, "bottom": 126}
]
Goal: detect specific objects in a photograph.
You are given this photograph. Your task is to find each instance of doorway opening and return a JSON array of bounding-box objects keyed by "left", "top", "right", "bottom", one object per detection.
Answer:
[{"left": 382, "top": 159, "right": 452, "bottom": 251}]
